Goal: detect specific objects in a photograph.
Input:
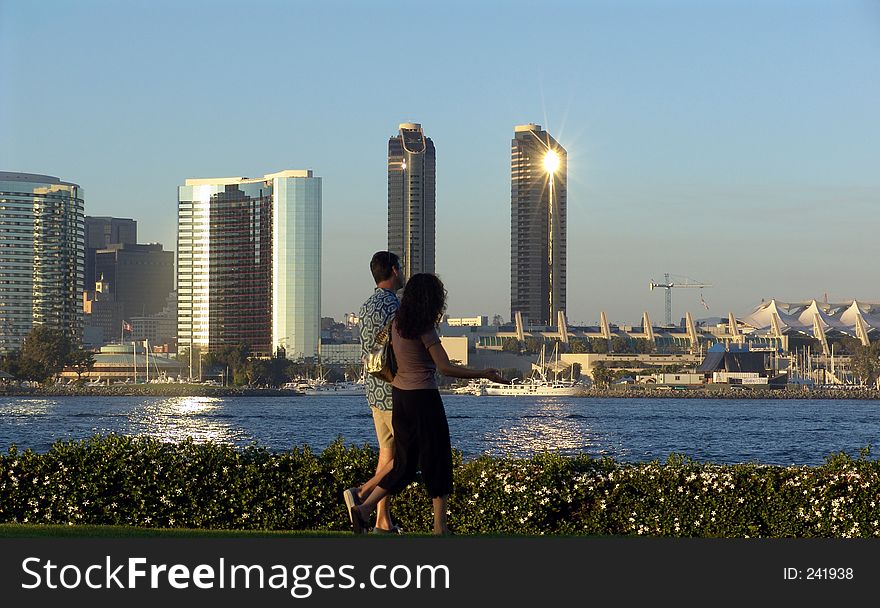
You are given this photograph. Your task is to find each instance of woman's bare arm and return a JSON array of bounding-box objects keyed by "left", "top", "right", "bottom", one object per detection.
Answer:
[{"left": 428, "top": 342, "right": 507, "bottom": 384}]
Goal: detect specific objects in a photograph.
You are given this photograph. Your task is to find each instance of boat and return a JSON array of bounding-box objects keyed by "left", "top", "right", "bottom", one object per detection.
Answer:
[
  {"left": 483, "top": 344, "right": 586, "bottom": 397},
  {"left": 298, "top": 367, "right": 367, "bottom": 396},
  {"left": 452, "top": 380, "right": 488, "bottom": 395},
  {"left": 301, "top": 380, "right": 366, "bottom": 396},
  {"left": 483, "top": 378, "right": 584, "bottom": 396}
]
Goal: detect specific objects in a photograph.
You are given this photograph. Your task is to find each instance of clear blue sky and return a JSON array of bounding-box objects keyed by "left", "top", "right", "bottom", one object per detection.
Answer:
[{"left": 2, "top": 0, "right": 878, "bottom": 325}]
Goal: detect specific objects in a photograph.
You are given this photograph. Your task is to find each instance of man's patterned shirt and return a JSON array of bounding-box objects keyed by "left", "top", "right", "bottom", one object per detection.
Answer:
[{"left": 358, "top": 287, "right": 400, "bottom": 411}]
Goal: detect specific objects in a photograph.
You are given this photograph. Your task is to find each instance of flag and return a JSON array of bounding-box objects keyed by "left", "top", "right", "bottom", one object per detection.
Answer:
[{"left": 123, "top": 321, "right": 133, "bottom": 332}]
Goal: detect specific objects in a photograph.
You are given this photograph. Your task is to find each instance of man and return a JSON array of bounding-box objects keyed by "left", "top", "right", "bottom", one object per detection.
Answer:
[{"left": 344, "top": 251, "right": 402, "bottom": 533}]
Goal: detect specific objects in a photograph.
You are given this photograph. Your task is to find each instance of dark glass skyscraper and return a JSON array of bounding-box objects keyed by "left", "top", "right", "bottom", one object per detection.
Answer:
[
  {"left": 94, "top": 243, "right": 174, "bottom": 320},
  {"left": 388, "top": 122, "right": 435, "bottom": 282},
  {"left": 510, "top": 124, "right": 567, "bottom": 326},
  {"left": 84, "top": 216, "right": 137, "bottom": 290}
]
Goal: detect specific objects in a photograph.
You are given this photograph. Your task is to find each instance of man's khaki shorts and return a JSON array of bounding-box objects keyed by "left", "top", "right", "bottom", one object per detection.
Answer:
[{"left": 371, "top": 408, "right": 395, "bottom": 450}]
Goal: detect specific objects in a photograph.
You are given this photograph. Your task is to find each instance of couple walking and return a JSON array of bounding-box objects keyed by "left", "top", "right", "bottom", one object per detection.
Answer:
[{"left": 344, "top": 251, "right": 506, "bottom": 535}]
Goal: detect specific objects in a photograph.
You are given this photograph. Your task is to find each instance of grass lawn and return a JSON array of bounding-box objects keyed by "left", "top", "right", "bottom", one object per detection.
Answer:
[{"left": 0, "top": 524, "right": 354, "bottom": 538}]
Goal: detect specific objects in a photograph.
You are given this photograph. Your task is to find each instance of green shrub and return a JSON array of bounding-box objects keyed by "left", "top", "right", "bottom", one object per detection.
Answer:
[{"left": 2, "top": 435, "right": 879, "bottom": 537}]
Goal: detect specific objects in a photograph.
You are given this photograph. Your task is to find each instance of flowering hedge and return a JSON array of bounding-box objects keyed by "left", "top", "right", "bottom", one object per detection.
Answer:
[{"left": 1, "top": 435, "right": 879, "bottom": 537}]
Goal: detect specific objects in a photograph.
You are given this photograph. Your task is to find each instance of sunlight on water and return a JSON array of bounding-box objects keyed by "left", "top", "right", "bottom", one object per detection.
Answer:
[
  {"left": 132, "top": 397, "right": 248, "bottom": 446},
  {"left": 0, "top": 399, "right": 58, "bottom": 416},
  {"left": 2, "top": 395, "right": 879, "bottom": 464},
  {"left": 487, "top": 398, "right": 597, "bottom": 457}
]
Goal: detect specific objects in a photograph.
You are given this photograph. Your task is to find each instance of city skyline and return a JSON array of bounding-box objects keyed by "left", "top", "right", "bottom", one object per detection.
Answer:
[{"left": 2, "top": 0, "right": 878, "bottom": 326}]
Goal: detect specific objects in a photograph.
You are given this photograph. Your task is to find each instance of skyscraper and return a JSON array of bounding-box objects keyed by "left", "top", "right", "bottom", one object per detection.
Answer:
[
  {"left": 177, "top": 170, "right": 321, "bottom": 360},
  {"left": 510, "top": 124, "right": 567, "bottom": 327},
  {"left": 94, "top": 242, "right": 174, "bottom": 319},
  {"left": 84, "top": 216, "right": 137, "bottom": 290},
  {"left": 0, "top": 172, "right": 84, "bottom": 353},
  {"left": 388, "top": 122, "right": 435, "bottom": 282}
]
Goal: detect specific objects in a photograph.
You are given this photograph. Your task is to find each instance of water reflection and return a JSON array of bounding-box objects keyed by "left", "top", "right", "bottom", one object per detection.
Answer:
[
  {"left": 0, "top": 398, "right": 58, "bottom": 416},
  {"left": 2, "top": 395, "right": 878, "bottom": 465},
  {"left": 486, "top": 398, "right": 598, "bottom": 457},
  {"left": 132, "top": 397, "right": 249, "bottom": 446}
]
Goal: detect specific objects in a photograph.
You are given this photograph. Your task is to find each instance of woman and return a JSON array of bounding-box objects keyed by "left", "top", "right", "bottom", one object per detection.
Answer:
[{"left": 350, "top": 273, "right": 507, "bottom": 535}]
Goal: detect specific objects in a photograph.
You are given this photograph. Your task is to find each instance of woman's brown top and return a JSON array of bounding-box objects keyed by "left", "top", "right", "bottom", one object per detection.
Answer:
[{"left": 391, "top": 319, "right": 441, "bottom": 390}]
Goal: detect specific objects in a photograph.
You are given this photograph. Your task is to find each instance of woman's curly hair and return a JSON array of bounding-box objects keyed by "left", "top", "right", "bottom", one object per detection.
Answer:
[{"left": 395, "top": 273, "right": 447, "bottom": 340}]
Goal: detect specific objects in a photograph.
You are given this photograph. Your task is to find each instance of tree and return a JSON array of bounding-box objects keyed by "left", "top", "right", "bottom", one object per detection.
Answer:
[
  {"left": 19, "top": 326, "right": 74, "bottom": 382},
  {"left": 610, "top": 335, "right": 632, "bottom": 354},
  {"left": 523, "top": 336, "right": 543, "bottom": 354},
  {"left": 634, "top": 338, "right": 656, "bottom": 354},
  {"left": 203, "top": 343, "right": 250, "bottom": 385},
  {"left": 591, "top": 362, "right": 614, "bottom": 388},
  {"left": 69, "top": 349, "right": 96, "bottom": 382},
  {"left": 590, "top": 338, "right": 609, "bottom": 354},
  {"left": 502, "top": 338, "right": 521, "bottom": 354},
  {"left": 851, "top": 343, "right": 880, "bottom": 386},
  {"left": 0, "top": 350, "right": 24, "bottom": 381},
  {"left": 570, "top": 362, "right": 582, "bottom": 380},
  {"left": 569, "top": 337, "right": 592, "bottom": 354},
  {"left": 247, "top": 355, "right": 291, "bottom": 387},
  {"left": 613, "top": 369, "right": 636, "bottom": 381}
]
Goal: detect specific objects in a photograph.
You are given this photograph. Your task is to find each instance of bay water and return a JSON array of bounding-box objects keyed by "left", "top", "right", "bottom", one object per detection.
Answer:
[{"left": 1, "top": 395, "right": 878, "bottom": 466}]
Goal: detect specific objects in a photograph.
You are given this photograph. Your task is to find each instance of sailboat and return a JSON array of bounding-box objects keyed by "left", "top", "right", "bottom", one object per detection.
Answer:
[
  {"left": 483, "top": 344, "right": 586, "bottom": 396},
  {"left": 300, "top": 367, "right": 367, "bottom": 396}
]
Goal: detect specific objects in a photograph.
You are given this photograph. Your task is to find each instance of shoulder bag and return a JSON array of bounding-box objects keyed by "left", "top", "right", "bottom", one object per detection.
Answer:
[{"left": 364, "top": 317, "right": 397, "bottom": 383}]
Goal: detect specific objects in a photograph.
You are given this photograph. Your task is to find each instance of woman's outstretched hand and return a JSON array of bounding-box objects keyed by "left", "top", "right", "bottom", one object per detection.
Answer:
[{"left": 483, "top": 369, "right": 508, "bottom": 384}]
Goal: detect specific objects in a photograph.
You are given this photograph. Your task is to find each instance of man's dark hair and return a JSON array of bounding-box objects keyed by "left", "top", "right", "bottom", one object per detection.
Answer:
[{"left": 370, "top": 251, "right": 400, "bottom": 284}]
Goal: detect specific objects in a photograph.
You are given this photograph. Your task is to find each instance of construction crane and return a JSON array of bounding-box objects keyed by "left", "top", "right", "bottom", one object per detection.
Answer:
[{"left": 649, "top": 273, "right": 713, "bottom": 326}]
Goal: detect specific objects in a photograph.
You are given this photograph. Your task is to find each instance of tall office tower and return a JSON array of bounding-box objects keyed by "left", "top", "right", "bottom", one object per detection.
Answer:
[
  {"left": 84, "top": 216, "right": 137, "bottom": 290},
  {"left": 177, "top": 170, "right": 321, "bottom": 360},
  {"left": 510, "top": 124, "right": 567, "bottom": 327},
  {"left": 0, "top": 172, "right": 84, "bottom": 353},
  {"left": 94, "top": 243, "right": 174, "bottom": 319},
  {"left": 388, "top": 122, "right": 435, "bottom": 282}
]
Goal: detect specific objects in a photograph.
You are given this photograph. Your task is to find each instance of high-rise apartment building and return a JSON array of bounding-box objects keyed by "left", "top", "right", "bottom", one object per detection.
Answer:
[
  {"left": 177, "top": 170, "right": 321, "bottom": 359},
  {"left": 84, "top": 216, "right": 137, "bottom": 290},
  {"left": 388, "top": 122, "right": 435, "bottom": 282},
  {"left": 0, "top": 172, "right": 84, "bottom": 353},
  {"left": 510, "top": 124, "right": 567, "bottom": 326}
]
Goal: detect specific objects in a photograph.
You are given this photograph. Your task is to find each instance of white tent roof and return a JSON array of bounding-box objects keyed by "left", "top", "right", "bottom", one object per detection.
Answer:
[
  {"left": 742, "top": 299, "right": 809, "bottom": 333},
  {"left": 796, "top": 300, "right": 854, "bottom": 334},
  {"left": 742, "top": 299, "right": 880, "bottom": 337},
  {"left": 840, "top": 300, "right": 880, "bottom": 332}
]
